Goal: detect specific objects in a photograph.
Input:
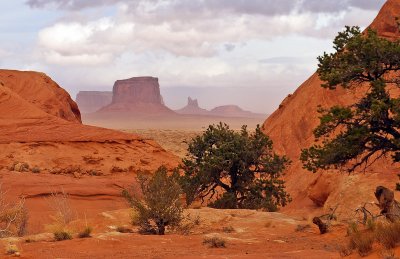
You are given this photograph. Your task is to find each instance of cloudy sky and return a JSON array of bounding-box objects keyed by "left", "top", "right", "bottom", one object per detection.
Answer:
[{"left": 0, "top": 0, "right": 386, "bottom": 113}]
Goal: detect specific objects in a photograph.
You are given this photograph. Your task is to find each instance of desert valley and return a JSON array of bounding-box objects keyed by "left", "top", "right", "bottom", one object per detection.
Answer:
[{"left": 1, "top": 0, "right": 400, "bottom": 258}]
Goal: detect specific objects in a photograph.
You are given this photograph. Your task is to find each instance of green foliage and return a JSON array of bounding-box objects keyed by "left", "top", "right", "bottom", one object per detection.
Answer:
[
  {"left": 301, "top": 26, "right": 400, "bottom": 173},
  {"left": 122, "top": 166, "right": 183, "bottom": 235},
  {"left": 180, "top": 123, "right": 291, "bottom": 211}
]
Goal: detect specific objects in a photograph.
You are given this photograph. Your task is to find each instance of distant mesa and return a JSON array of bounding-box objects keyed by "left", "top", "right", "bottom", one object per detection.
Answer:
[
  {"left": 210, "top": 105, "right": 265, "bottom": 118},
  {"left": 98, "top": 76, "right": 175, "bottom": 115},
  {"left": 76, "top": 91, "right": 112, "bottom": 114},
  {"left": 175, "top": 97, "right": 209, "bottom": 115}
]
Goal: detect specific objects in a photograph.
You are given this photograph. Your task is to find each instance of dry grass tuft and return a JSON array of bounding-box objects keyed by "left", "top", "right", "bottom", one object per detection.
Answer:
[
  {"left": 78, "top": 226, "right": 92, "bottom": 238},
  {"left": 375, "top": 221, "right": 400, "bottom": 249},
  {"left": 349, "top": 231, "right": 374, "bottom": 257},
  {"left": 203, "top": 236, "right": 226, "bottom": 248}
]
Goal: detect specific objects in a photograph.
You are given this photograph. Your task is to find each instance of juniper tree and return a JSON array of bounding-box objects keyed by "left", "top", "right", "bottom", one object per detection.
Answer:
[
  {"left": 180, "top": 123, "right": 291, "bottom": 211},
  {"left": 301, "top": 26, "right": 400, "bottom": 173}
]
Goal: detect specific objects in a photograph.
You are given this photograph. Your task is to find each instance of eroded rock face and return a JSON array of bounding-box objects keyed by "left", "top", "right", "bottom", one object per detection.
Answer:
[
  {"left": 262, "top": 0, "right": 400, "bottom": 215},
  {"left": 112, "top": 77, "right": 162, "bottom": 105},
  {"left": 176, "top": 97, "right": 209, "bottom": 115},
  {"left": 0, "top": 70, "right": 81, "bottom": 123},
  {"left": 76, "top": 91, "right": 112, "bottom": 113},
  {"left": 99, "top": 76, "right": 174, "bottom": 115}
]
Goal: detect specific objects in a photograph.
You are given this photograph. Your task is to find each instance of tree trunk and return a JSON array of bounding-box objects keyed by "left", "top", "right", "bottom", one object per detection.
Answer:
[{"left": 157, "top": 220, "right": 166, "bottom": 235}]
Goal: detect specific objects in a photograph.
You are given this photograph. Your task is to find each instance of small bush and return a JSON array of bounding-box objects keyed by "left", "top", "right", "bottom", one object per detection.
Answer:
[
  {"left": 5, "top": 244, "right": 19, "bottom": 255},
  {"left": 203, "top": 236, "right": 226, "bottom": 248},
  {"left": 54, "top": 230, "right": 72, "bottom": 241},
  {"left": 123, "top": 166, "right": 183, "bottom": 235},
  {"left": 349, "top": 232, "right": 374, "bottom": 257},
  {"left": 78, "top": 226, "right": 92, "bottom": 238},
  {"left": 222, "top": 226, "right": 235, "bottom": 233},
  {"left": 347, "top": 222, "right": 359, "bottom": 236},
  {"left": 375, "top": 222, "right": 400, "bottom": 249},
  {"left": 31, "top": 167, "right": 41, "bottom": 174},
  {"left": 47, "top": 190, "right": 74, "bottom": 226},
  {"left": 130, "top": 209, "right": 140, "bottom": 226},
  {"left": 0, "top": 186, "right": 29, "bottom": 237},
  {"left": 116, "top": 226, "right": 133, "bottom": 233}
]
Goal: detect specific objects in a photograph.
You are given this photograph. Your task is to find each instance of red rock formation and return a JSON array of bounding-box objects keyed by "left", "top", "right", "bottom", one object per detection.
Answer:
[
  {"left": 0, "top": 70, "right": 81, "bottom": 123},
  {"left": 262, "top": 0, "right": 400, "bottom": 215},
  {"left": 176, "top": 97, "right": 209, "bottom": 115},
  {"left": 0, "top": 69, "right": 179, "bottom": 226},
  {"left": 76, "top": 91, "right": 112, "bottom": 113},
  {"left": 99, "top": 76, "right": 175, "bottom": 115}
]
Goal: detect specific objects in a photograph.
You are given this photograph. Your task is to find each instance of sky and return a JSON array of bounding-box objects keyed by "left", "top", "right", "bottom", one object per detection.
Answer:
[{"left": 0, "top": 0, "right": 386, "bottom": 113}]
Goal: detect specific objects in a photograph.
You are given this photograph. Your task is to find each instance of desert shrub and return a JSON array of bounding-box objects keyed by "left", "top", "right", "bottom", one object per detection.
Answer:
[
  {"left": 349, "top": 231, "right": 374, "bottom": 257},
  {"left": 47, "top": 189, "right": 74, "bottom": 226},
  {"left": 130, "top": 209, "right": 140, "bottom": 226},
  {"left": 5, "top": 243, "right": 19, "bottom": 256},
  {"left": 123, "top": 166, "right": 183, "bottom": 235},
  {"left": 176, "top": 215, "right": 199, "bottom": 235},
  {"left": 0, "top": 186, "right": 28, "bottom": 237},
  {"left": 180, "top": 123, "right": 290, "bottom": 211},
  {"left": 222, "top": 226, "right": 235, "bottom": 233},
  {"left": 54, "top": 230, "right": 72, "bottom": 241},
  {"left": 78, "top": 226, "right": 92, "bottom": 238},
  {"left": 116, "top": 226, "right": 133, "bottom": 233},
  {"left": 31, "top": 167, "right": 41, "bottom": 174},
  {"left": 375, "top": 221, "right": 400, "bottom": 249},
  {"left": 347, "top": 222, "right": 359, "bottom": 236},
  {"left": 203, "top": 236, "right": 226, "bottom": 248}
]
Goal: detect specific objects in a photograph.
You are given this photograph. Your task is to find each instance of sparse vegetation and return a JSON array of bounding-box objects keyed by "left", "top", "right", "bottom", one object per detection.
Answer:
[
  {"left": 348, "top": 231, "right": 374, "bottom": 257},
  {"left": 341, "top": 220, "right": 400, "bottom": 257},
  {"left": 222, "top": 226, "right": 235, "bottom": 233},
  {"left": 53, "top": 230, "right": 72, "bottom": 241},
  {"left": 0, "top": 185, "right": 28, "bottom": 237},
  {"left": 78, "top": 226, "right": 93, "bottom": 238},
  {"left": 31, "top": 166, "right": 41, "bottom": 173},
  {"left": 47, "top": 190, "right": 75, "bottom": 226},
  {"left": 5, "top": 243, "right": 19, "bottom": 256},
  {"left": 116, "top": 226, "right": 133, "bottom": 233},
  {"left": 203, "top": 236, "right": 226, "bottom": 248},
  {"left": 375, "top": 221, "right": 400, "bottom": 249},
  {"left": 123, "top": 166, "right": 183, "bottom": 235},
  {"left": 180, "top": 123, "right": 291, "bottom": 211}
]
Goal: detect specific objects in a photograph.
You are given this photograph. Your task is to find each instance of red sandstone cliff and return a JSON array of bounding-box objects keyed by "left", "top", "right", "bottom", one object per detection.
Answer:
[{"left": 262, "top": 0, "right": 400, "bottom": 215}]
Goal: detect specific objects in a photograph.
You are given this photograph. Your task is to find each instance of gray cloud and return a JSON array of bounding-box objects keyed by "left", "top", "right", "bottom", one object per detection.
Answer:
[
  {"left": 299, "top": 0, "right": 385, "bottom": 13},
  {"left": 26, "top": 0, "right": 386, "bottom": 14}
]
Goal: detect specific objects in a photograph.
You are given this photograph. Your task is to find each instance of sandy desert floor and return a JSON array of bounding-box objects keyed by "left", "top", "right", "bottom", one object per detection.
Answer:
[{"left": 0, "top": 128, "right": 396, "bottom": 259}]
